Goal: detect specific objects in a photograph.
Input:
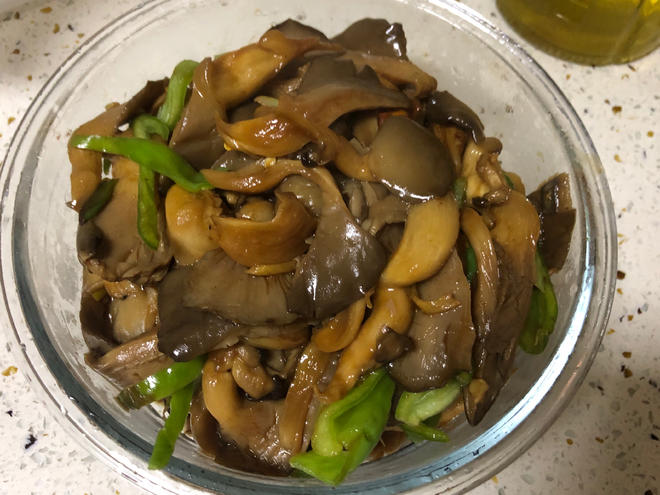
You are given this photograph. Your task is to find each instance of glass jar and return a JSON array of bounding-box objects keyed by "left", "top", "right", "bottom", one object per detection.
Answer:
[{"left": 497, "top": 0, "right": 660, "bottom": 65}]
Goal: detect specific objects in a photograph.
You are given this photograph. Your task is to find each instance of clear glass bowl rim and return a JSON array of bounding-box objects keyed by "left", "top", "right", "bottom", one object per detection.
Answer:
[{"left": 0, "top": 0, "right": 617, "bottom": 494}]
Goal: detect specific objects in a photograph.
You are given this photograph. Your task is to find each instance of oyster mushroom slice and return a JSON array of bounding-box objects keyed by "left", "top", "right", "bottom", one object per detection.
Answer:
[
  {"left": 202, "top": 351, "right": 290, "bottom": 470},
  {"left": 157, "top": 266, "right": 242, "bottom": 362},
  {"left": 369, "top": 116, "right": 455, "bottom": 201},
  {"left": 87, "top": 331, "right": 172, "bottom": 388},
  {"left": 77, "top": 157, "right": 172, "bottom": 284},
  {"left": 468, "top": 191, "right": 540, "bottom": 425},
  {"left": 215, "top": 60, "right": 410, "bottom": 159},
  {"left": 425, "top": 90, "right": 486, "bottom": 143},
  {"left": 460, "top": 207, "right": 499, "bottom": 337},
  {"left": 213, "top": 191, "right": 316, "bottom": 266},
  {"left": 332, "top": 18, "right": 408, "bottom": 59},
  {"left": 389, "top": 250, "right": 475, "bottom": 392},
  {"left": 381, "top": 194, "right": 460, "bottom": 287},
  {"left": 164, "top": 185, "right": 223, "bottom": 266},
  {"left": 184, "top": 248, "right": 298, "bottom": 326},
  {"left": 286, "top": 168, "right": 387, "bottom": 321},
  {"left": 322, "top": 286, "right": 413, "bottom": 402}
]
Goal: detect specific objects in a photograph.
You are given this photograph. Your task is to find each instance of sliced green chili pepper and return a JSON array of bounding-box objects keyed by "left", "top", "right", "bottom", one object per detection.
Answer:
[
  {"left": 290, "top": 368, "right": 395, "bottom": 485},
  {"left": 401, "top": 422, "right": 450, "bottom": 443},
  {"left": 504, "top": 173, "right": 515, "bottom": 189},
  {"left": 463, "top": 242, "right": 477, "bottom": 284},
  {"left": 70, "top": 135, "right": 212, "bottom": 193},
  {"left": 131, "top": 115, "right": 170, "bottom": 250},
  {"left": 133, "top": 114, "right": 170, "bottom": 141},
  {"left": 157, "top": 59, "right": 199, "bottom": 131},
  {"left": 148, "top": 382, "right": 195, "bottom": 470},
  {"left": 116, "top": 355, "right": 205, "bottom": 410},
  {"left": 137, "top": 165, "right": 159, "bottom": 249},
  {"left": 519, "top": 251, "right": 558, "bottom": 354},
  {"left": 395, "top": 371, "right": 471, "bottom": 427},
  {"left": 452, "top": 176, "right": 467, "bottom": 207},
  {"left": 79, "top": 178, "right": 118, "bottom": 224}
]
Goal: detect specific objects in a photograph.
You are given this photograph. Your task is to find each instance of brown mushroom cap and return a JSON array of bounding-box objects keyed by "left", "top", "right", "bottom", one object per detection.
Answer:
[
  {"left": 389, "top": 250, "right": 475, "bottom": 391},
  {"left": 369, "top": 116, "right": 455, "bottom": 201}
]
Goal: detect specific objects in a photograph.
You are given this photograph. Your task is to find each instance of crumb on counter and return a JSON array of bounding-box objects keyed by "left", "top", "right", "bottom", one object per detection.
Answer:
[
  {"left": 617, "top": 270, "right": 626, "bottom": 280},
  {"left": 612, "top": 105, "right": 622, "bottom": 114},
  {"left": 40, "top": 6, "right": 52, "bottom": 13},
  {"left": 614, "top": 154, "right": 622, "bottom": 163},
  {"left": 2, "top": 366, "right": 17, "bottom": 376},
  {"left": 622, "top": 351, "right": 632, "bottom": 358}
]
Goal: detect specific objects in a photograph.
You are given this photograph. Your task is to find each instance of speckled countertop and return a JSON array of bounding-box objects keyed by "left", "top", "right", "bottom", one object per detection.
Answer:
[{"left": 0, "top": 1, "right": 658, "bottom": 494}]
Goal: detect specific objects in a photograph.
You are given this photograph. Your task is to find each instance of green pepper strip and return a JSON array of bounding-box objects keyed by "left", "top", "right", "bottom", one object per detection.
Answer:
[
  {"left": 395, "top": 371, "right": 471, "bottom": 428},
  {"left": 401, "top": 422, "right": 450, "bottom": 443},
  {"left": 156, "top": 60, "right": 199, "bottom": 131},
  {"left": 452, "top": 176, "right": 467, "bottom": 207},
  {"left": 133, "top": 114, "right": 170, "bottom": 141},
  {"left": 70, "top": 135, "right": 212, "bottom": 193},
  {"left": 131, "top": 115, "right": 171, "bottom": 249},
  {"left": 290, "top": 368, "right": 395, "bottom": 485},
  {"left": 519, "top": 250, "right": 558, "bottom": 354},
  {"left": 79, "top": 178, "right": 118, "bottom": 224},
  {"left": 116, "top": 355, "right": 205, "bottom": 410},
  {"left": 148, "top": 382, "right": 195, "bottom": 470},
  {"left": 463, "top": 242, "right": 477, "bottom": 285}
]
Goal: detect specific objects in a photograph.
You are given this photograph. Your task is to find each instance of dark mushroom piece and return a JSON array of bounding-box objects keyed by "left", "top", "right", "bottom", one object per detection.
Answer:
[
  {"left": 184, "top": 248, "right": 298, "bottom": 326},
  {"left": 79, "top": 292, "right": 115, "bottom": 355},
  {"left": 332, "top": 18, "right": 408, "bottom": 59},
  {"left": 466, "top": 191, "right": 540, "bottom": 424},
  {"left": 389, "top": 250, "right": 475, "bottom": 391},
  {"left": 86, "top": 331, "right": 172, "bottom": 388},
  {"left": 157, "top": 266, "right": 242, "bottom": 361},
  {"left": 425, "top": 90, "right": 485, "bottom": 143},
  {"left": 369, "top": 116, "right": 455, "bottom": 201},
  {"left": 272, "top": 19, "right": 329, "bottom": 41},
  {"left": 286, "top": 168, "right": 387, "bottom": 321},
  {"left": 527, "top": 173, "right": 576, "bottom": 272}
]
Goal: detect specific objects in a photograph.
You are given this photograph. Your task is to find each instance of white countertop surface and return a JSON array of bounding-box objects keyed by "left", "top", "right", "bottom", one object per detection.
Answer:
[{"left": 0, "top": 1, "right": 658, "bottom": 494}]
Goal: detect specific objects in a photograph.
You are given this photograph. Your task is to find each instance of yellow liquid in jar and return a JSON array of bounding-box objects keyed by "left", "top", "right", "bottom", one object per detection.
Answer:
[{"left": 497, "top": 0, "right": 660, "bottom": 65}]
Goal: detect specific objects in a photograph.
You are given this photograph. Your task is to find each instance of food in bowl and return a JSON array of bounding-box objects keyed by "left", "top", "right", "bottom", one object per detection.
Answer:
[{"left": 67, "top": 18, "right": 575, "bottom": 485}]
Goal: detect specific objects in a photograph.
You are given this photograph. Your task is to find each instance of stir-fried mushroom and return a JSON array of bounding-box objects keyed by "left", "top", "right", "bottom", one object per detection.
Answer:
[
  {"left": 425, "top": 90, "right": 485, "bottom": 143},
  {"left": 164, "top": 185, "right": 223, "bottom": 265},
  {"left": 184, "top": 249, "right": 298, "bottom": 326},
  {"left": 109, "top": 286, "right": 158, "bottom": 343},
  {"left": 467, "top": 191, "right": 540, "bottom": 424},
  {"left": 212, "top": 192, "right": 316, "bottom": 266},
  {"left": 527, "top": 173, "right": 576, "bottom": 272},
  {"left": 389, "top": 250, "right": 475, "bottom": 391},
  {"left": 286, "top": 168, "right": 387, "bottom": 321},
  {"left": 77, "top": 157, "right": 172, "bottom": 284},
  {"left": 369, "top": 116, "right": 455, "bottom": 200},
  {"left": 202, "top": 349, "right": 290, "bottom": 470},
  {"left": 68, "top": 17, "right": 576, "bottom": 482},
  {"left": 157, "top": 266, "right": 241, "bottom": 361},
  {"left": 323, "top": 286, "right": 413, "bottom": 402},
  {"left": 333, "top": 18, "right": 408, "bottom": 59},
  {"left": 381, "top": 194, "right": 459, "bottom": 286},
  {"left": 86, "top": 331, "right": 172, "bottom": 387},
  {"left": 216, "top": 58, "right": 410, "bottom": 160},
  {"left": 69, "top": 79, "right": 166, "bottom": 209}
]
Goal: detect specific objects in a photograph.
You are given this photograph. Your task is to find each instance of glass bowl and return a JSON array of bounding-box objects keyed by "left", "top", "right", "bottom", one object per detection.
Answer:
[{"left": 0, "top": 0, "right": 616, "bottom": 493}]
